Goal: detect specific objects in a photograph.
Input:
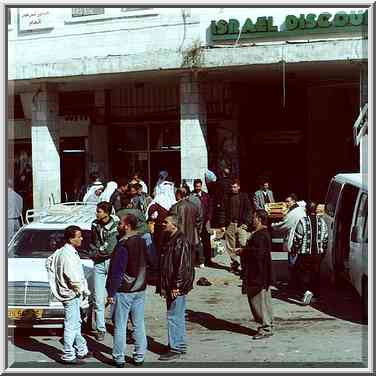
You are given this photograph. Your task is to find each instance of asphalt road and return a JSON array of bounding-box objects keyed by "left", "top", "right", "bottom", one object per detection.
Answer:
[{"left": 7, "top": 252, "right": 368, "bottom": 369}]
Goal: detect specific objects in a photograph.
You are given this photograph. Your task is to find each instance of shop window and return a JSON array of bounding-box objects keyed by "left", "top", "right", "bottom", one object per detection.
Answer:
[
  {"left": 71, "top": 8, "right": 104, "bottom": 17},
  {"left": 150, "top": 125, "right": 180, "bottom": 151},
  {"left": 59, "top": 91, "right": 94, "bottom": 116},
  {"left": 112, "top": 126, "right": 147, "bottom": 151}
]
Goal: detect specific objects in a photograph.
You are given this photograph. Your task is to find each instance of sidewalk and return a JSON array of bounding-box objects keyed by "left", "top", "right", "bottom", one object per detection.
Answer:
[{"left": 99, "top": 251, "right": 366, "bottom": 367}]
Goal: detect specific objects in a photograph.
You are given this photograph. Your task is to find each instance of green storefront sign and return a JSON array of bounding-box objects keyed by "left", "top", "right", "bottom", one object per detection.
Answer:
[{"left": 210, "top": 10, "right": 368, "bottom": 41}]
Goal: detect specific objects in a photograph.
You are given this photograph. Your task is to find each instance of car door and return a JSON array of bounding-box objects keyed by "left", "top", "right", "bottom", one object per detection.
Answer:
[{"left": 349, "top": 192, "right": 368, "bottom": 296}]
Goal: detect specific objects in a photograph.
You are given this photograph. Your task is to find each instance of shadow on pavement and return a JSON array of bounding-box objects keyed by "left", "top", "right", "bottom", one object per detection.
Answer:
[
  {"left": 10, "top": 336, "right": 62, "bottom": 363},
  {"left": 271, "top": 282, "right": 365, "bottom": 325},
  {"left": 186, "top": 310, "right": 257, "bottom": 336},
  {"left": 205, "top": 261, "right": 231, "bottom": 272},
  {"left": 147, "top": 336, "right": 167, "bottom": 355}
]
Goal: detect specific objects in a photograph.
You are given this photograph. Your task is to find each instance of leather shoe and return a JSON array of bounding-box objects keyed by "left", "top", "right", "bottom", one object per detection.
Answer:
[{"left": 158, "top": 351, "right": 182, "bottom": 361}]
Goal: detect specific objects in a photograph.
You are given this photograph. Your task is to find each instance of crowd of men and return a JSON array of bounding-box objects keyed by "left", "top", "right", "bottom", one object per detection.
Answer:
[{"left": 45, "top": 168, "right": 329, "bottom": 366}]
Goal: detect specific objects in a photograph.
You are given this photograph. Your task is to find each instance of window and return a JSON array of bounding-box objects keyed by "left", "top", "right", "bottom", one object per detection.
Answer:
[
  {"left": 59, "top": 91, "right": 94, "bottom": 116},
  {"left": 325, "top": 180, "right": 342, "bottom": 217},
  {"left": 354, "top": 193, "right": 367, "bottom": 243},
  {"left": 8, "top": 8, "right": 11, "bottom": 25},
  {"left": 112, "top": 126, "right": 147, "bottom": 151},
  {"left": 72, "top": 8, "right": 104, "bottom": 18},
  {"left": 150, "top": 125, "right": 180, "bottom": 150},
  {"left": 8, "top": 229, "right": 92, "bottom": 259}
]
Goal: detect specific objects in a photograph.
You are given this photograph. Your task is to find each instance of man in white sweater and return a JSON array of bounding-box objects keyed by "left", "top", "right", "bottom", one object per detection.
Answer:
[
  {"left": 46, "top": 225, "right": 92, "bottom": 364},
  {"left": 271, "top": 194, "right": 307, "bottom": 289}
]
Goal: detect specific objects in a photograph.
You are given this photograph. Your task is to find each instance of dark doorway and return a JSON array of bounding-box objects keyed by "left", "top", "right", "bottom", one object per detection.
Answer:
[{"left": 60, "top": 138, "right": 86, "bottom": 202}]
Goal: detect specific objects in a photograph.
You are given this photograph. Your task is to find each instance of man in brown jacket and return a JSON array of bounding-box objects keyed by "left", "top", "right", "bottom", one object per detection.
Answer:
[{"left": 169, "top": 188, "right": 202, "bottom": 266}]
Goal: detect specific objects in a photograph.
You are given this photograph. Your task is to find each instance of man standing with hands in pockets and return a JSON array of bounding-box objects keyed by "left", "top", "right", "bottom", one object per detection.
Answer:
[{"left": 158, "top": 215, "right": 195, "bottom": 361}]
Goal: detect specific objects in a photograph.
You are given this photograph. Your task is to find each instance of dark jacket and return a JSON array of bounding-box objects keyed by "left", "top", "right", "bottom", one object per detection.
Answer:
[
  {"left": 224, "top": 192, "right": 252, "bottom": 227},
  {"left": 244, "top": 228, "right": 272, "bottom": 297},
  {"left": 110, "top": 190, "right": 125, "bottom": 212},
  {"left": 208, "top": 181, "right": 226, "bottom": 228},
  {"left": 106, "top": 234, "right": 150, "bottom": 296},
  {"left": 169, "top": 198, "right": 202, "bottom": 246},
  {"left": 89, "top": 215, "right": 119, "bottom": 263},
  {"left": 159, "top": 230, "right": 195, "bottom": 296},
  {"left": 190, "top": 191, "right": 212, "bottom": 223}
]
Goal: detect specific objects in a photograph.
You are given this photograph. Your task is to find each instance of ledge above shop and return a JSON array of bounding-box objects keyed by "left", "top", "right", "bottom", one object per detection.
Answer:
[{"left": 8, "top": 38, "right": 367, "bottom": 81}]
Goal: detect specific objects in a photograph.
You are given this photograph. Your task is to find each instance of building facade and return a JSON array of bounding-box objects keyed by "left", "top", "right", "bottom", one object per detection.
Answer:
[{"left": 7, "top": 7, "right": 368, "bottom": 209}]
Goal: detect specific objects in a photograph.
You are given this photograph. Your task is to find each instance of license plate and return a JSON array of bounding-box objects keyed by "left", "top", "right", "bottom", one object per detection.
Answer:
[{"left": 8, "top": 308, "right": 43, "bottom": 319}]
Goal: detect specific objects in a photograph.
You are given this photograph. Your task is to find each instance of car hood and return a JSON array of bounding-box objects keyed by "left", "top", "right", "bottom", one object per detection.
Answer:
[{"left": 8, "top": 258, "right": 94, "bottom": 283}]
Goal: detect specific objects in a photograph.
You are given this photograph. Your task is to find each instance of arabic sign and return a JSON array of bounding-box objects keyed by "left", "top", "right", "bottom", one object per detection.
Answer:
[
  {"left": 211, "top": 10, "right": 367, "bottom": 41},
  {"left": 19, "top": 8, "right": 54, "bottom": 31}
]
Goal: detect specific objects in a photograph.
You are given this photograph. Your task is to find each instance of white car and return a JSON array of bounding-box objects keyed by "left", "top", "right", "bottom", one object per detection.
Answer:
[{"left": 8, "top": 203, "right": 97, "bottom": 329}]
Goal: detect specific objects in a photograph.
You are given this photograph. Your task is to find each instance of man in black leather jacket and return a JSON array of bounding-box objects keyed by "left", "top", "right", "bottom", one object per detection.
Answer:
[{"left": 158, "top": 215, "right": 195, "bottom": 361}]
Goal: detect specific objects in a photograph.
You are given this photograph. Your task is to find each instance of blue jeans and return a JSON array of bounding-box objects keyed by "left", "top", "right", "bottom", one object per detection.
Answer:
[
  {"left": 62, "top": 297, "right": 88, "bottom": 361},
  {"left": 166, "top": 295, "right": 187, "bottom": 353},
  {"left": 94, "top": 259, "right": 110, "bottom": 333},
  {"left": 112, "top": 291, "right": 147, "bottom": 364}
]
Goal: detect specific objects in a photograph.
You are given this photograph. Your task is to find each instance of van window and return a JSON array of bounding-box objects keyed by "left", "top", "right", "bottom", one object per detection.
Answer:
[
  {"left": 354, "top": 193, "right": 367, "bottom": 243},
  {"left": 325, "top": 179, "right": 342, "bottom": 217}
]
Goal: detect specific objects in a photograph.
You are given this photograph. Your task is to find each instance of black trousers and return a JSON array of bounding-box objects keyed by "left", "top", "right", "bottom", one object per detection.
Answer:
[
  {"left": 294, "top": 254, "right": 323, "bottom": 296},
  {"left": 201, "top": 225, "right": 212, "bottom": 263}
]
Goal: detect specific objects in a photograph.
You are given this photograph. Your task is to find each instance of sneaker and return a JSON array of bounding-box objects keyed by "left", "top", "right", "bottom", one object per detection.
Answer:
[
  {"left": 252, "top": 332, "right": 274, "bottom": 340},
  {"left": 158, "top": 351, "right": 182, "bottom": 361},
  {"left": 114, "top": 362, "right": 125, "bottom": 368},
  {"left": 59, "top": 357, "right": 84, "bottom": 365},
  {"left": 77, "top": 351, "right": 94, "bottom": 360},
  {"left": 95, "top": 331, "right": 105, "bottom": 341},
  {"left": 302, "top": 290, "right": 314, "bottom": 306},
  {"left": 132, "top": 359, "right": 144, "bottom": 367}
]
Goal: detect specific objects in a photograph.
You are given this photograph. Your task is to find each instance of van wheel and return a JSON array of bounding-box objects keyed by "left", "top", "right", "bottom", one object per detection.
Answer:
[{"left": 362, "top": 277, "right": 368, "bottom": 323}]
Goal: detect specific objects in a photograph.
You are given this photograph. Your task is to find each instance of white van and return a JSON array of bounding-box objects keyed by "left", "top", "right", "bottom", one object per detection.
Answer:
[
  {"left": 323, "top": 173, "right": 368, "bottom": 315},
  {"left": 8, "top": 203, "right": 97, "bottom": 329}
]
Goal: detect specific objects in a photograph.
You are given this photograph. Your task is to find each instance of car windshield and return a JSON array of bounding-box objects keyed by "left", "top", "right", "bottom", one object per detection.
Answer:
[{"left": 8, "top": 229, "right": 92, "bottom": 259}]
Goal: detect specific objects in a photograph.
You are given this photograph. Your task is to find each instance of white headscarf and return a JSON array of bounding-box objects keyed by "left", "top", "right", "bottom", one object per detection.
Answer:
[
  {"left": 83, "top": 183, "right": 104, "bottom": 203},
  {"left": 205, "top": 170, "right": 217, "bottom": 184},
  {"left": 147, "top": 180, "right": 176, "bottom": 216},
  {"left": 99, "top": 181, "right": 118, "bottom": 202},
  {"left": 154, "top": 170, "right": 168, "bottom": 190}
]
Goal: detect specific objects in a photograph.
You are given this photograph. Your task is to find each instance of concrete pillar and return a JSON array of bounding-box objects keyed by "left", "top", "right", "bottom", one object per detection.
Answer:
[
  {"left": 88, "top": 90, "right": 109, "bottom": 182},
  {"left": 180, "top": 73, "right": 208, "bottom": 189},
  {"left": 30, "top": 84, "right": 61, "bottom": 208}
]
